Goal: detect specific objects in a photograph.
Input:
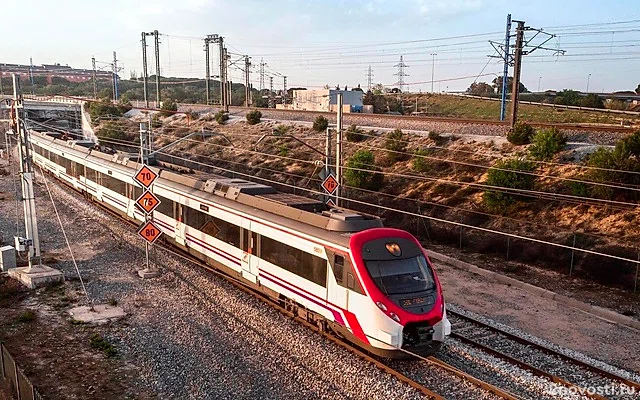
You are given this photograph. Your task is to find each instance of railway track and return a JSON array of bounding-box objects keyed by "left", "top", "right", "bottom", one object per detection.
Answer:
[
  {"left": 447, "top": 309, "right": 640, "bottom": 400},
  {"left": 221, "top": 105, "right": 637, "bottom": 134}
]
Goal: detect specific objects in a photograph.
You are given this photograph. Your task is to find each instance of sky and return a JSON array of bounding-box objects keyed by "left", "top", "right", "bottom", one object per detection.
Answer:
[{"left": 2, "top": 0, "right": 640, "bottom": 93}]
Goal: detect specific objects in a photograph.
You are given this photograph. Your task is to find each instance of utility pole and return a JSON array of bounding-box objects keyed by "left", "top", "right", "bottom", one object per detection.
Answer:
[
  {"left": 393, "top": 56, "right": 408, "bottom": 92},
  {"left": 335, "top": 93, "right": 343, "bottom": 207},
  {"left": 0, "top": 63, "right": 4, "bottom": 96},
  {"left": 430, "top": 53, "right": 437, "bottom": 93},
  {"left": 586, "top": 73, "right": 591, "bottom": 93},
  {"left": 366, "top": 65, "right": 373, "bottom": 92},
  {"left": 153, "top": 30, "right": 161, "bottom": 107},
  {"left": 112, "top": 51, "right": 120, "bottom": 102},
  {"left": 218, "top": 37, "right": 226, "bottom": 109},
  {"left": 141, "top": 32, "right": 150, "bottom": 107},
  {"left": 204, "top": 35, "right": 213, "bottom": 105},
  {"left": 91, "top": 56, "right": 97, "bottom": 99},
  {"left": 244, "top": 55, "right": 251, "bottom": 107},
  {"left": 508, "top": 20, "right": 525, "bottom": 127},
  {"left": 282, "top": 76, "right": 287, "bottom": 104},
  {"left": 8, "top": 74, "right": 64, "bottom": 287},
  {"left": 501, "top": 15, "right": 512, "bottom": 121},
  {"left": 259, "top": 58, "right": 266, "bottom": 92},
  {"left": 29, "top": 57, "right": 34, "bottom": 92},
  {"left": 269, "top": 76, "right": 274, "bottom": 107}
]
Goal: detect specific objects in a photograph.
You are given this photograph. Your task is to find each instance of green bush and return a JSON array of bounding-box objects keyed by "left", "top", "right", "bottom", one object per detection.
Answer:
[
  {"left": 98, "top": 121, "right": 128, "bottom": 141},
  {"left": 313, "top": 116, "right": 329, "bottom": 132},
  {"left": 160, "top": 99, "right": 178, "bottom": 117},
  {"left": 273, "top": 125, "right": 291, "bottom": 136},
  {"left": 90, "top": 333, "right": 117, "bottom": 357},
  {"left": 428, "top": 131, "right": 441, "bottom": 142},
  {"left": 151, "top": 114, "right": 163, "bottom": 129},
  {"left": 16, "top": 310, "right": 36, "bottom": 323},
  {"left": 246, "top": 110, "right": 262, "bottom": 125},
  {"left": 346, "top": 124, "right": 366, "bottom": 142},
  {"left": 507, "top": 122, "right": 534, "bottom": 145},
  {"left": 483, "top": 158, "right": 537, "bottom": 211},
  {"left": 344, "top": 150, "right": 384, "bottom": 190},
  {"left": 580, "top": 142, "right": 640, "bottom": 200},
  {"left": 278, "top": 145, "right": 289, "bottom": 157},
  {"left": 215, "top": 110, "right": 229, "bottom": 125},
  {"left": 528, "top": 127, "right": 567, "bottom": 160},
  {"left": 412, "top": 148, "right": 431, "bottom": 172},
  {"left": 88, "top": 101, "right": 123, "bottom": 121},
  {"left": 618, "top": 131, "right": 640, "bottom": 159},
  {"left": 385, "top": 129, "right": 408, "bottom": 163}
]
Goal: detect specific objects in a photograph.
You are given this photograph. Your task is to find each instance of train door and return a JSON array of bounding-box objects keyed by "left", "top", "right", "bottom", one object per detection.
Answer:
[
  {"left": 175, "top": 203, "right": 186, "bottom": 246},
  {"left": 327, "top": 252, "right": 349, "bottom": 311},
  {"left": 240, "top": 221, "right": 258, "bottom": 284}
]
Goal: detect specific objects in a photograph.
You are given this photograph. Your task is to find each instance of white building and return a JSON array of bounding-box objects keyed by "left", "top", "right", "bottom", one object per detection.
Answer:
[{"left": 290, "top": 89, "right": 364, "bottom": 113}]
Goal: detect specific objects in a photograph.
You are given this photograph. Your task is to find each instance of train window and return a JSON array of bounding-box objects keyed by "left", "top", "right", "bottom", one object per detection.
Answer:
[
  {"left": 184, "top": 206, "right": 240, "bottom": 248},
  {"left": 260, "top": 235, "right": 327, "bottom": 288},
  {"left": 84, "top": 167, "right": 99, "bottom": 183},
  {"left": 70, "top": 161, "right": 81, "bottom": 178},
  {"left": 333, "top": 255, "right": 344, "bottom": 285},
  {"left": 126, "top": 184, "right": 143, "bottom": 200},
  {"left": 155, "top": 194, "right": 174, "bottom": 218},
  {"left": 102, "top": 174, "right": 126, "bottom": 195},
  {"left": 59, "top": 155, "right": 72, "bottom": 173}
]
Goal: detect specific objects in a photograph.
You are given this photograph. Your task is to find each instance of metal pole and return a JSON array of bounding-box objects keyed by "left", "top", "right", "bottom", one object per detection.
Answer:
[
  {"left": 283, "top": 76, "right": 287, "bottom": 104},
  {"left": 218, "top": 37, "right": 225, "bottom": 108},
  {"left": 154, "top": 30, "right": 161, "bottom": 107},
  {"left": 0, "top": 63, "right": 4, "bottom": 96},
  {"left": 500, "top": 14, "right": 512, "bottom": 121},
  {"left": 335, "top": 92, "right": 343, "bottom": 207},
  {"left": 634, "top": 251, "right": 639, "bottom": 295},
  {"left": 112, "top": 51, "right": 118, "bottom": 102},
  {"left": 91, "top": 57, "right": 97, "bottom": 99},
  {"left": 509, "top": 20, "right": 525, "bottom": 127},
  {"left": 430, "top": 53, "right": 437, "bottom": 93},
  {"left": 244, "top": 55, "right": 251, "bottom": 107},
  {"left": 142, "top": 32, "right": 149, "bottom": 108},
  {"left": 204, "top": 38, "right": 211, "bottom": 105},
  {"left": 13, "top": 74, "right": 41, "bottom": 271},
  {"left": 586, "top": 73, "right": 591, "bottom": 93},
  {"left": 569, "top": 233, "right": 577, "bottom": 276}
]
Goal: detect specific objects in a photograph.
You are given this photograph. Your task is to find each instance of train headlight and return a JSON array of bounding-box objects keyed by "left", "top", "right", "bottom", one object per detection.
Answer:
[
  {"left": 376, "top": 301, "right": 388, "bottom": 312},
  {"left": 389, "top": 312, "right": 401, "bottom": 323}
]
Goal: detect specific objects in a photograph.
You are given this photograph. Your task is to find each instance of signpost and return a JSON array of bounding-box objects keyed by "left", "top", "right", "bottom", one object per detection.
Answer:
[
  {"left": 134, "top": 164, "right": 161, "bottom": 278},
  {"left": 319, "top": 171, "right": 340, "bottom": 209}
]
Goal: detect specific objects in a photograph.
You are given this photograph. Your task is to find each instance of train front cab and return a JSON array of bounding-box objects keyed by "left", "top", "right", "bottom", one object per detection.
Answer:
[{"left": 349, "top": 228, "right": 451, "bottom": 358}]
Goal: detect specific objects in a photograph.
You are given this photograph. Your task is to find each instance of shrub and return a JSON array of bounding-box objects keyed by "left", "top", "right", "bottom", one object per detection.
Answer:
[
  {"left": 412, "top": 148, "right": 431, "bottom": 172},
  {"left": 618, "top": 131, "right": 640, "bottom": 160},
  {"left": 246, "top": 110, "right": 262, "bottom": 125},
  {"left": 151, "top": 114, "right": 163, "bottom": 129},
  {"left": 215, "top": 110, "right": 229, "bottom": 125},
  {"left": 507, "top": 122, "right": 534, "bottom": 145},
  {"left": 107, "top": 298, "right": 118, "bottom": 307},
  {"left": 16, "top": 310, "right": 36, "bottom": 323},
  {"left": 346, "top": 124, "right": 366, "bottom": 142},
  {"left": 160, "top": 99, "right": 178, "bottom": 117},
  {"left": 385, "top": 129, "right": 408, "bottom": 163},
  {"left": 278, "top": 145, "right": 289, "bottom": 157},
  {"left": 344, "top": 150, "right": 384, "bottom": 190},
  {"left": 483, "top": 158, "right": 537, "bottom": 211},
  {"left": 98, "top": 121, "right": 127, "bottom": 141},
  {"left": 90, "top": 333, "right": 117, "bottom": 357},
  {"left": 88, "top": 101, "right": 123, "bottom": 121},
  {"left": 428, "top": 131, "right": 441, "bottom": 141},
  {"left": 580, "top": 142, "right": 640, "bottom": 200},
  {"left": 273, "top": 125, "right": 291, "bottom": 136},
  {"left": 313, "top": 116, "right": 329, "bottom": 132},
  {"left": 528, "top": 127, "right": 567, "bottom": 160}
]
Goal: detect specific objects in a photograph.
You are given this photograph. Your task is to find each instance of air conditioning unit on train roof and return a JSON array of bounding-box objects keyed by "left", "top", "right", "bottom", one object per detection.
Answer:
[{"left": 202, "top": 178, "right": 277, "bottom": 197}]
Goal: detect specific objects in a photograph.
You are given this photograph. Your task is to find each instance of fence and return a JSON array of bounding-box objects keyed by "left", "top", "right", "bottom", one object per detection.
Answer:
[{"left": 0, "top": 343, "right": 42, "bottom": 400}]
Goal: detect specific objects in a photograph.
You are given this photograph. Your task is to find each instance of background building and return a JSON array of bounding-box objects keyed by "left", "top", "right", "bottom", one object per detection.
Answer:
[
  {"left": 0, "top": 62, "right": 113, "bottom": 83},
  {"left": 287, "top": 89, "right": 363, "bottom": 113}
]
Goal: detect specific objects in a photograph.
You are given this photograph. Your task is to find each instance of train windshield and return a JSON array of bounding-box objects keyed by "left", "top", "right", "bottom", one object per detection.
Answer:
[{"left": 365, "top": 255, "right": 436, "bottom": 295}]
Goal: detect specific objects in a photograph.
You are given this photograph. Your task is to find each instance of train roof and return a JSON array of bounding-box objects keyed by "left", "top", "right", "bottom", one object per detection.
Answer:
[{"left": 30, "top": 131, "right": 384, "bottom": 248}]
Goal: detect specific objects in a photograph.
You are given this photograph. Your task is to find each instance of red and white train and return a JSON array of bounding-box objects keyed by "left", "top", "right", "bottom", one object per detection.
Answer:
[{"left": 29, "top": 130, "right": 451, "bottom": 358}]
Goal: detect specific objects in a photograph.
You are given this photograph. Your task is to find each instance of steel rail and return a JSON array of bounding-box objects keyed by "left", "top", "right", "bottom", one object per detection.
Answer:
[{"left": 448, "top": 310, "right": 640, "bottom": 393}]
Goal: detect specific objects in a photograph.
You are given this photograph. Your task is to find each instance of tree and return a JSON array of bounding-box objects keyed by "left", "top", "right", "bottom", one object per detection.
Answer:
[
  {"left": 372, "top": 83, "right": 384, "bottom": 95},
  {"left": 344, "top": 150, "right": 384, "bottom": 190},
  {"left": 363, "top": 90, "right": 375, "bottom": 106},
  {"left": 466, "top": 82, "right": 495, "bottom": 96},
  {"left": 351, "top": 85, "right": 364, "bottom": 92},
  {"left": 385, "top": 129, "right": 408, "bottom": 163},
  {"left": 160, "top": 99, "right": 178, "bottom": 117},
  {"left": 555, "top": 89, "right": 580, "bottom": 106},
  {"left": 313, "top": 116, "right": 329, "bottom": 132},
  {"left": 636, "top": 84, "right": 640, "bottom": 95},
  {"left": 492, "top": 76, "right": 528, "bottom": 94},
  {"left": 580, "top": 93, "right": 604, "bottom": 109}
]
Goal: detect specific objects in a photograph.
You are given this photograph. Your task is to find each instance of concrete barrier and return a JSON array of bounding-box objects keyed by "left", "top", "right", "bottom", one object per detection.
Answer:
[{"left": 427, "top": 250, "right": 640, "bottom": 331}]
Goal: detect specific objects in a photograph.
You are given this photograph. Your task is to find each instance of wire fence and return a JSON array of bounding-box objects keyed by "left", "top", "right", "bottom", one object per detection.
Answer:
[{"left": 0, "top": 342, "right": 43, "bottom": 400}]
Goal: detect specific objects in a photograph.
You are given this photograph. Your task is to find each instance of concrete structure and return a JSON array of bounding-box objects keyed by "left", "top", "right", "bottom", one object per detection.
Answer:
[
  {"left": 291, "top": 89, "right": 364, "bottom": 113},
  {"left": 0, "top": 246, "right": 16, "bottom": 272},
  {"left": 8, "top": 265, "right": 64, "bottom": 289},
  {"left": 68, "top": 304, "right": 126, "bottom": 324}
]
